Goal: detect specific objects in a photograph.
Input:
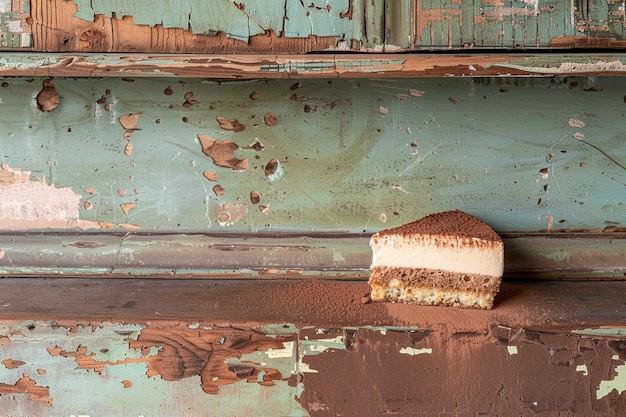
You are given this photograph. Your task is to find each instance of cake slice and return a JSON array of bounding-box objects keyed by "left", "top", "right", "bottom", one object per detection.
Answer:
[{"left": 369, "top": 210, "right": 504, "bottom": 309}]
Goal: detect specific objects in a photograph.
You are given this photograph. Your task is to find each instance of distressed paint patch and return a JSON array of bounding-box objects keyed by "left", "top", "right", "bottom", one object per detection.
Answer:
[
  {"left": 127, "top": 325, "right": 291, "bottom": 394},
  {"left": 72, "top": 0, "right": 359, "bottom": 42},
  {"left": 198, "top": 134, "right": 248, "bottom": 171},
  {"left": 35, "top": 79, "right": 60, "bottom": 112},
  {"left": 0, "top": 164, "right": 102, "bottom": 230},
  {"left": 0, "top": 373, "right": 52, "bottom": 406},
  {"left": 399, "top": 347, "right": 433, "bottom": 356},
  {"left": 597, "top": 356, "right": 626, "bottom": 399}
]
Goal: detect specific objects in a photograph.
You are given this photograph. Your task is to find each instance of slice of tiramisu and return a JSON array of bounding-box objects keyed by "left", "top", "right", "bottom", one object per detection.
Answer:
[{"left": 369, "top": 210, "right": 504, "bottom": 309}]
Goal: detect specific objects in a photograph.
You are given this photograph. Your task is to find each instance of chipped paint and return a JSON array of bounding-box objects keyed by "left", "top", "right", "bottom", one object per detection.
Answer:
[
  {"left": 597, "top": 356, "right": 626, "bottom": 399},
  {"left": 0, "top": 164, "right": 102, "bottom": 230},
  {"left": 72, "top": 0, "right": 362, "bottom": 43},
  {"left": 399, "top": 347, "right": 433, "bottom": 356},
  {"left": 576, "top": 364, "right": 589, "bottom": 376},
  {"left": 507, "top": 345, "right": 519, "bottom": 355}
]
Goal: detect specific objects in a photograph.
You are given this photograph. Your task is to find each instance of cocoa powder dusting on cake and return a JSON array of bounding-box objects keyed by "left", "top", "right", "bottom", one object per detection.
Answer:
[{"left": 376, "top": 210, "right": 500, "bottom": 241}]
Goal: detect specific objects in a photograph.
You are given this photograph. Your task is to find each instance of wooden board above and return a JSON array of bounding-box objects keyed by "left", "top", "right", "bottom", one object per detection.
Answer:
[{"left": 3, "top": 0, "right": 626, "bottom": 53}]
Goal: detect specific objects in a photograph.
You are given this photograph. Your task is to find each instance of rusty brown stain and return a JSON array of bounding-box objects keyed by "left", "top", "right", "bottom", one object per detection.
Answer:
[
  {"left": 203, "top": 171, "right": 218, "bottom": 182},
  {"left": 216, "top": 116, "right": 245, "bottom": 132},
  {"left": 250, "top": 191, "right": 261, "bottom": 204},
  {"left": 212, "top": 184, "right": 225, "bottom": 196},
  {"left": 118, "top": 223, "right": 141, "bottom": 231},
  {"left": 0, "top": 373, "right": 51, "bottom": 406},
  {"left": 84, "top": 187, "right": 97, "bottom": 195},
  {"left": 126, "top": 324, "right": 290, "bottom": 394},
  {"left": 119, "top": 113, "right": 142, "bottom": 131},
  {"left": 36, "top": 79, "right": 59, "bottom": 112},
  {"left": 124, "top": 142, "right": 133, "bottom": 156},
  {"left": 164, "top": 85, "right": 174, "bottom": 95},
  {"left": 263, "top": 112, "right": 279, "bottom": 126},
  {"left": 120, "top": 202, "right": 136, "bottom": 215},
  {"left": 121, "top": 379, "right": 132, "bottom": 388},
  {"left": 198, "top": 134, "right": 249, "bottom": 171},
  {"left": 264, "top": 158, "right": 279, "bottom": 177},
  {"left": 67, "top": 241, "right": 107, "bottom": 249},
  {"left": 183, "top": 91, "right": 197, "bottom": 107},
  {"left": 1, "top": 358, "right": 26, "bottom": 369}
]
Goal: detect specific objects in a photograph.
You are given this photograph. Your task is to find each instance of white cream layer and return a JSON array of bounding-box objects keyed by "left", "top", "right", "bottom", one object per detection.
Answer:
[{"left": 370, "top": 234, "right": 504, "bottom": 277}]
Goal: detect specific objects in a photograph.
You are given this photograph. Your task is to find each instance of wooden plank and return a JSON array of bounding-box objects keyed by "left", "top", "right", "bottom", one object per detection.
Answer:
[
  {"left": 0, "top": 278, "right": 624, "bottom": 328},
  {"left": 3, "top": 52, "right": 626, "bottom": 78},
  {"left": 0, "top": 232, "right": 625, "bottom": 279},
  {"left": 1, "top": 279, "right": 626, "bottom": 415}
]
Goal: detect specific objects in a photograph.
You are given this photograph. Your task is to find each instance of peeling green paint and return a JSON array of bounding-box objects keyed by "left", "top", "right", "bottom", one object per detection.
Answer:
[
  {"left": 73, "top": 0, "right": 363, "bottom": 43},
  {"left": 572, "top": 328, "right": 626, "bottom": 338},
  {"left": 0, "top": 76, "right": 624, "bottom": 234}
]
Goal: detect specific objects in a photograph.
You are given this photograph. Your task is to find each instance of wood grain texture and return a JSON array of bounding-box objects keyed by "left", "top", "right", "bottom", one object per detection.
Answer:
[{"left": 0, "top": 278, "right": 625, "bottom": 330}]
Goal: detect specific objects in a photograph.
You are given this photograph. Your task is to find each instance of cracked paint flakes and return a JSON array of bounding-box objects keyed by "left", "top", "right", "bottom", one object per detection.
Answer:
[{"left": 73, "top": 0, "right": 358, "bottom": 43}]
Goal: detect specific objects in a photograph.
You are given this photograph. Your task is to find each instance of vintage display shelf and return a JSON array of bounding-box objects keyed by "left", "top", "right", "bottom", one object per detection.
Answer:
[{"left": 1, "top": 0, "right": 626, "bottom": 416}]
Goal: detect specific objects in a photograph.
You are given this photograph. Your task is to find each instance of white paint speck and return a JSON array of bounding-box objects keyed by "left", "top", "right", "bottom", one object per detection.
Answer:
[
  {"left": 399, "top": 347, "right": 432, "bottom": 356},
  {"left": 266, "top": 341, "right": 295, "bottom": 358},
  {"left": 507, "top": 346, "right": 518, "bottom": 355},
  {"left": 576, "top": 364, "right": 588, "bottom": 376}
]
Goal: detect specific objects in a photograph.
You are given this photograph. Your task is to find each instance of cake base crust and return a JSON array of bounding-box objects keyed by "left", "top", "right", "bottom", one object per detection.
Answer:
[{"left": 368, "top": 266, "right": 501, "bottom": 309}]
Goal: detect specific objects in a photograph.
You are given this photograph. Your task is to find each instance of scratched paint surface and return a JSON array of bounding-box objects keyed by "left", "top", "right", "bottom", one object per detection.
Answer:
[{"left": 0, "top": 76, "right": 625, "bottom": 234}]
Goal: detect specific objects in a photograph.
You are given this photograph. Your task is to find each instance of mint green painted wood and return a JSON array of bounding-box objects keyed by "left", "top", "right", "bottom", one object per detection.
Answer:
[
  {"left": 68, "top": 0, "right": 626, "bottom": 50},
  {"left": 0, "top": 321, "right": 308, "bottom": 417},
  {"left": 1, "top": 76, "right": 625, "bottom": 235},
  {"left": 0, "top": 0, "right": 31, "bottom": 49},
  {"left": 74, "top": 0, "right": 364, "bottom": 44}
]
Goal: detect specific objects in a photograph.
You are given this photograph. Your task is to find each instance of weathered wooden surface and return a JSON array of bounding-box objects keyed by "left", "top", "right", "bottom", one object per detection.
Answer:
[
  {"left": 1, "top": 76, "right": 624, "bottom": 233},
  {"left": 1, "top": 75, "right": 625, "bottom": 276},
  {"left": 3, "top": 53, "right": 626, "bottom": 78},
  {"left": 0, "top": 233, "right": 625, "bottom": 279},
  {"left": 3, "top": 0, "right": 626, "bottom": 53},
  {"left": 0, "top": 279, "right": 625, "bottom": 416}
]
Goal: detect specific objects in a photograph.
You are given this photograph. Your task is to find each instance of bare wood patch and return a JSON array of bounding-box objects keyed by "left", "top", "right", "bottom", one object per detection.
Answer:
[
  {"left": 128, "top": 325, "right": 292, "bottom": 394},
  {"left": 0, "top": 374, "right": 52, "bottom": 406}
]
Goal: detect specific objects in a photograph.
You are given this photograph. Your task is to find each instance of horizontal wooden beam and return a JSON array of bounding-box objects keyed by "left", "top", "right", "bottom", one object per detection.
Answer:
[
  {"left": 0, "top": 278, "right": 625, "bottom": 329},
  {"left": 1, "top": 232, "right": 625, "bottom": 279},
  {"left": 2, "top": 53, "right": 626, "bottom": 78}
]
